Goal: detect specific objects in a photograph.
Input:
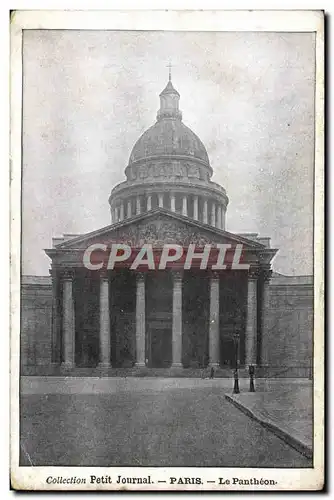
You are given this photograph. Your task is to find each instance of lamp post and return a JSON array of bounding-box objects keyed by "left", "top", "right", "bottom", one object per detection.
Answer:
[
  {"left": 249, "top": 365, "right": 255, "bottom": 392},
  {"left": 233, "top": 332, "right": 240, "bottom": 394}
]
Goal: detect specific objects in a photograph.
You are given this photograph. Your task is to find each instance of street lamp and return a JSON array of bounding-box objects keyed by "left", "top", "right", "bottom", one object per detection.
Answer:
[
  {"left": 249, "top": 365, "right": 255, "bottom": 392},
  {"left": 233, "top": 332, "right": 240, "bottom": 394}
]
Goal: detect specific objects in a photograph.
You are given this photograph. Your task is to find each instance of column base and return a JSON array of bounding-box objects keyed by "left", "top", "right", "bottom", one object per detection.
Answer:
[
  {"left": 61, "top": 361, "right": 74, "bottom": 369},
  {"left": 171, "top": 363, "right": 183, "bottom": 368},
  {"left": 208, "top": 362, "right": 220, "bottom": 368},
  {"left": 135, "top": 362, "right": 146, "bottom": 368},
  {"left": 98, "top": 362, "right": 111, "bottom": 369}
]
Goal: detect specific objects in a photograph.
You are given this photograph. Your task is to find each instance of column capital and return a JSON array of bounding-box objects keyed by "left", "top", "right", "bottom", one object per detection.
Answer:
[
  {"left": 209, "top": 270, "right": 220, "bottom": 281},
  {"left": 61, "top": 269, "right": 75, "bottom": 281},
  {"left": 262, "top": 268, "right": 273, "bottom": 283},
  {"left": 172, "top": 271, "right": 183, "bottom": 283},
  {"left": 49, "top": 268, "right": 58, "bottom": 278},
  {"left": 135, "top": 272, "right": 146, "bottom": 283},
  {"left": 99, "top": 269, "right": 109, "bottom": 280},
  {"left": 248, "top": 266, "right": 260, "bottom": 281}
]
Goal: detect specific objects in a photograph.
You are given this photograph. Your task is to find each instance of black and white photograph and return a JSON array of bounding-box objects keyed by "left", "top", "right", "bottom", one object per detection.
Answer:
[{"left": 10, "top": 9, "right": 324, "bottom": 491}]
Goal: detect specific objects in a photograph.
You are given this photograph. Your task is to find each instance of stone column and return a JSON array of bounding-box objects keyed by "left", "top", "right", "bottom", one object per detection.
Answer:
[
  {"left": 260, "top": 269, "right": 272, "bottom": 366},
  {"left": 170, "top": 193, "right": 176, "bottom": 212},
  {"left": 119, "top": 203, "right": 124, "bottom": 221},
  {"left": 203, "top": 199, "right": 208, "bottom": 224},
  {"left": 147, "top": 194, "right": 152, "bottom": 211},
  {"left": 99, "top": 272, "right": 110, "bottom": 367},
  {"left": 114, "top": 207, "right": 118, "bottom": 223},
  {"left": 158, "top": 193, "right": 164, "bottom": 208},
  {"left": 211, "top": 201, "right": 216, "bottom": 227},
  {"left": 127, "top": 200, "right": 132, "bottom": 218},
  {"left": 61, "top": 270, "right": 75, "bottom": 367},
  {"left": 50, "top": 269, "right": 61, "bottom": 364},
  {"left": 110, "top": 207, "right": 114, "bottom": 225},
  {"left": 209, "top": 272, "right": 220, "bottom": 367},
  {"left": 193, "top": 195, "right": 199, "bottom": 221},
  {"left": 182, "top": 195, "right": 188, "bottom": 216},
  {"left": 136, "top": 196, "right": 141, "bottom": 215},
  {"left": 172, "top": 272, "right": 183, "bottom": 367},
  {"left": 135, "top": 273, "right": 146, "bottom": 367},
  {"left": 217, "top": 204, "right": 222, "bottom": 229},
  {"left": 245, "top": 267, "right": 259, "bottom": 367}
]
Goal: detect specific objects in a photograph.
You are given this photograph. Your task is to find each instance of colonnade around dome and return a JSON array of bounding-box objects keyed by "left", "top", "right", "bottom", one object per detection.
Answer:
[{"left": 110, "top": 191, "right": 226, "bottom": 230}]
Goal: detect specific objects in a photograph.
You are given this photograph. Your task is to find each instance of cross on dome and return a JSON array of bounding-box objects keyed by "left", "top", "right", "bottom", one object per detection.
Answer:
[{"left": 167, "top": 61, "right": 172, "bottom": 81}]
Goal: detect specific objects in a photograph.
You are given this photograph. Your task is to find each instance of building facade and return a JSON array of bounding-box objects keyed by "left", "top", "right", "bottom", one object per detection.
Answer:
[{"left": 21, "top": 75, "right": 313, "bottom": 377}]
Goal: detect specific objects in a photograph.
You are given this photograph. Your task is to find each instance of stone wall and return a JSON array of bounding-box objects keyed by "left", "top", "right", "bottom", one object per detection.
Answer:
[
  {"left": 20, "top": 273, "right": 314, "bottom": 377},
  {"left": 262, "top": 274, "right": 313, "bottom": 377},
  {"left": 21, "top": 276, "right": 52, "bottom": 372}
]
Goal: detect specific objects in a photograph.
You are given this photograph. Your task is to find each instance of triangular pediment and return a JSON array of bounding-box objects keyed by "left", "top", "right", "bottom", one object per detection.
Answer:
[{"left": 52, "top": 208, "right": 265, "bottom": 251}]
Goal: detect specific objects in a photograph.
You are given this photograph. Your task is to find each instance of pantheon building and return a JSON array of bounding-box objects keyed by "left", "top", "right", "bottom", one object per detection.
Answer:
[{"left": 21, "top": 74, "right": 313, "bottom": 377}]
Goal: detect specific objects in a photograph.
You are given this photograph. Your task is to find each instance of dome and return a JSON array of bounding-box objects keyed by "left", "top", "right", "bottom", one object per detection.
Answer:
[
  {"left": 129, "top": 119, "right": 210, "bottom": 165},
  {"left": 128, "top": 75, "right": 210, "bottom": 167},
  {"left": 109, "top": 73, "right": 228, "bottom": 231}
]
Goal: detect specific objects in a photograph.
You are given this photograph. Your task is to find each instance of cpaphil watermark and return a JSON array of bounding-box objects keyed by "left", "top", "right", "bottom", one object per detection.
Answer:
[{"left": 82, "top": 243, "right": 250, "bottom": 271}]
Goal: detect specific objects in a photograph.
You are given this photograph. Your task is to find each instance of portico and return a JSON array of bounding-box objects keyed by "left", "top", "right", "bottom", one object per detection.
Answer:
[{"left": 46, "top": 209, "right": 276, "bottom": 371}]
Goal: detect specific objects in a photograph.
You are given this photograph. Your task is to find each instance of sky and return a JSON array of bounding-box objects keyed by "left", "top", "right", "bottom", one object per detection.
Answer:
[{"left": 22, "top": 30, "right": 315, "bottom": 276}]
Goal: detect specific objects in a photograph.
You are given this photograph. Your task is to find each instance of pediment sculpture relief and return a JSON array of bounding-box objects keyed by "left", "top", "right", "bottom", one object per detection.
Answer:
[{"left": 104, "top": 220, "right": 216, "bottom": 247}]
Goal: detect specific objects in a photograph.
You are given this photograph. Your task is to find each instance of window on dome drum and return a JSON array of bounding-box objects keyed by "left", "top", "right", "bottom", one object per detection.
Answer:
[
  {"left": 151, "top": 193, "right": 158, "bottom": 210},
  {"left": 198, "top": 197, "right": 204, "bottom": 223},
  {"left": 175, "top": 193, "right": 182, "bottom": 214},
  {"left": 215, "top": 204, "right": 219, "bottom": 224},
  {"left": 157, "top": 192, "right": 165, "bottom": 208},
  {"left": 188, "top": 195, "right": 194, "bottom": 219},
  {"left": 166, "top": 194, "right": 172, "bottom": 211},
  {"left": 131, "top": 197, "right": 136, "bottom": 216},
  {"left": 124, "top": 200, "right": 130, "bottom": 218},
  {"left": 139, "top": 194, "right": 145, "bottom": 213}
]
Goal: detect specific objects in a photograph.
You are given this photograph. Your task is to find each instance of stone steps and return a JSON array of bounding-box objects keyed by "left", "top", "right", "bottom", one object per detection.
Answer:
[
  {"left": 23, "top": 365, "right": 236, "bottom": 378},
  {"left": 21, "top": 365, "right": 311, "bottom": 378}
]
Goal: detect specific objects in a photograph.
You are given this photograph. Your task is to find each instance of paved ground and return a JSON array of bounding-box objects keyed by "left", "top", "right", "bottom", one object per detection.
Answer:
[
  {"left": 20, "top": 377, "right": 312, "bottom": 467},
  {"left": 226, "top": 381, "right": 312, "bottom": 458},
  {"left": 21, "top": 375, "right": 311, "bottom": 395}
]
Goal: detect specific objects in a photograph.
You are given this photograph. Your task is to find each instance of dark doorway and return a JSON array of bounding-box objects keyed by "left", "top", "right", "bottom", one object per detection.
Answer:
[
  {"left": 110, "top": 270, "right": 136, "bottom": 367},
  {"left": 146, "top": 272, "right": 172, "bottom": 367},
  {"left": 148, "top": 325, "right": 172, "bottom": 367},
  {"left": 219, "top": 271, "right": 248, "bottom": 367},
  {"left": 182, "top": 271, "right": 209, "bottom": 367},
  {"left": 73, "top": 270, "right": 100, "bottom": 367}
]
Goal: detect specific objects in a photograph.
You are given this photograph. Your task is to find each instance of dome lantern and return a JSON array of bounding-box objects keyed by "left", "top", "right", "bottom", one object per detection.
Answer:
[
  {"left": 127, "top": 71, "right": 210, "bottom": 168},
  {"left": 156, "top": 71, "right": 182, "bottom": 121}
]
